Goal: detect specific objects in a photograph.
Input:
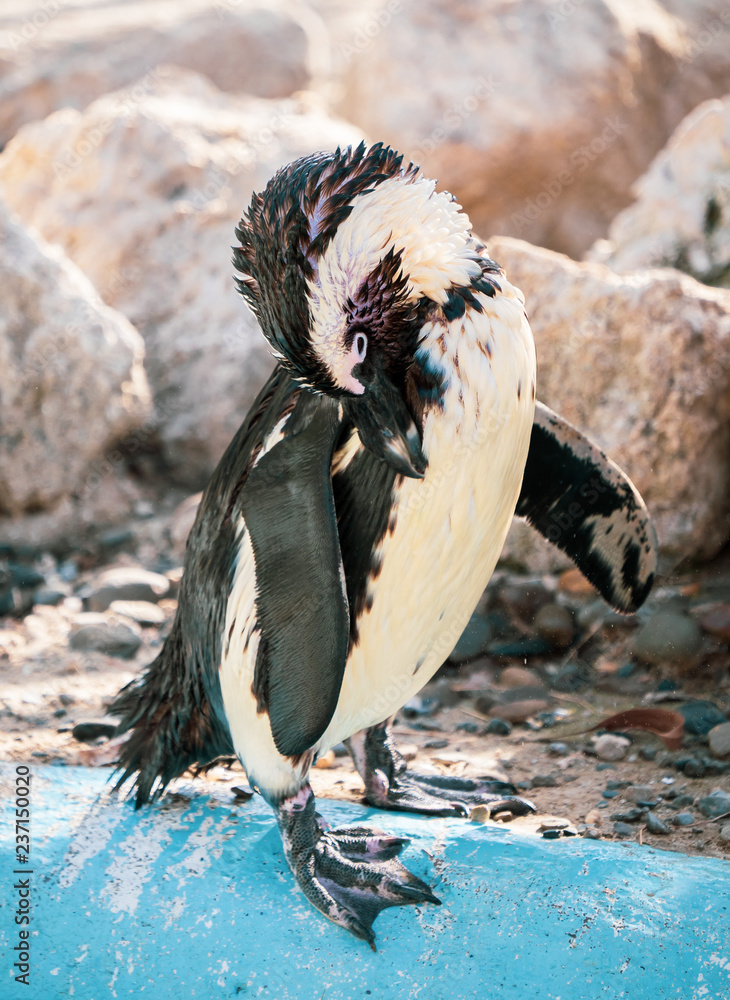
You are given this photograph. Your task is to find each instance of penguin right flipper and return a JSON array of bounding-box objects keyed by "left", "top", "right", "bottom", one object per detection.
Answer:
[
  {"left": 241, "top": 390, "right": 351, "bottom": 757},
  {"left": 516, "top": 402, "right": 657, "bottom": 613}
]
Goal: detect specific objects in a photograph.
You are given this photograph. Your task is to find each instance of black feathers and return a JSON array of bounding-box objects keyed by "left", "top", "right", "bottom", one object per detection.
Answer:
[
  {"left": 233, "top": 142, "right": 420, "bottom": 393},
  {"left": 110, "top": 367, "right": 302, "bottom": 805},
  {"left": 517, "top": 403, "right": 657, "bottom": 613}
]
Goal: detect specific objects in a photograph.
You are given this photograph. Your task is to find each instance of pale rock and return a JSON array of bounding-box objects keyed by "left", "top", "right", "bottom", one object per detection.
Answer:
[
  {"left": 589, "top": 97, "right": 730, "bottom": 287},
  {"left": 328, "top": 0, "right": 730, "bottom": 258},
  {"left": 490, "top": 237, "right": 730, "bottom": 563},
  {"left": 0, "top": 68, "right": 364, "bottom": 482},
  {"left": 592, "top": 733, "right": 630, "bottom": 762},
  {"left": 0, "top": 0, "right": 326, "bottom": 146},
  {"left": 708, "top": 722, "right": 730, "bottom": 759},
  {"left": 86, "top": 567, "right": 171, "bottom": 611},
  {"left": 0, "top": 200, "right": 150, "bottom": 531},
  {"left": 499, "top": 666, "right": 541, "bottom": 689}
]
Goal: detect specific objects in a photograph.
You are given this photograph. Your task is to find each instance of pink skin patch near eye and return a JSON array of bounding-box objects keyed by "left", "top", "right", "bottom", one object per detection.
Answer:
[{"left": 339, "top": 333, "right": 368, "bottom": 395}]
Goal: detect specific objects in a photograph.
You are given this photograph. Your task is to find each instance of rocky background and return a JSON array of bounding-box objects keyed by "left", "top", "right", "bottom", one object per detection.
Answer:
[{"left": 1, "top": 0, "right": 730, "bottom": 856}]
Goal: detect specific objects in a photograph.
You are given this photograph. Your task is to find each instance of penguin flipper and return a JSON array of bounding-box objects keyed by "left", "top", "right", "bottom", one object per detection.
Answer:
[
  {"left": 516, "top": 401, "right": 657, "bottom": 613},
  {"left": 242, "top": 392, "right": 350, "bottom": 758}
]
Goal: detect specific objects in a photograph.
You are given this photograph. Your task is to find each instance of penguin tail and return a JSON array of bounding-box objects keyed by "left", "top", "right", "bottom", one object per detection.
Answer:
[{"left": 109, "top": 623, "right": 234, "bottom": 807}]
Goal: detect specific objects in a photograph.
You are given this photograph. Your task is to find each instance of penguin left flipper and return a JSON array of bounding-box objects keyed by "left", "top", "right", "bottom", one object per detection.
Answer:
[
  {"left": 346, "top": 720, "right": 536, "bottom": 818},
  {"left": 275, "top": 784, "right": 441, "bottom": 950},
  {"left": 516, "top": 402, "right": 658, "bottom": 613}
]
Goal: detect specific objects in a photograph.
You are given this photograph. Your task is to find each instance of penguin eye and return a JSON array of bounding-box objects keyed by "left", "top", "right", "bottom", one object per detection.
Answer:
[{"left": 354, "top": 333, "right": 367, "bottom": 361}]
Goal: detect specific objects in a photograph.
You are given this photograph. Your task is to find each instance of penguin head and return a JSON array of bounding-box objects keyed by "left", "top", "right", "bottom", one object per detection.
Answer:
[{"left": 234, "top": 142, "right": 482, "bottom": 478}]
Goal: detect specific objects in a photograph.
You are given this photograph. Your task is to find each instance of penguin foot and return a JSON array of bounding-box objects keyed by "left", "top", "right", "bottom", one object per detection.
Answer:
[
  {"left": 347, "top": 721, "right": 536, "bottom": 818},
  {"left": 275, "top": 784, "right": 440, "bottom": 949}
]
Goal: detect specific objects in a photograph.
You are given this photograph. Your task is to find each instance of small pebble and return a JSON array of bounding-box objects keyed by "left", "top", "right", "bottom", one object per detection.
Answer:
[
  {"left": 489, "top": 699, "right": 549, "bottom": 723},
  {"left": 639, "top": 747, "right": 658, "bottom": 761},
  {"left": 697, "top": 790, "right": 730, "bottom": 818},
  {"left": 645, "top": 812, "right": 671, "bottom": 835},
  {"left": 613, "top": 822, "right": 634, "bottom": 838},
  {"left": 456, "top": 721, "right": 479, "bottom": 734},
  {"left": 627, "top": 785, "right": 654, "bottom": 803},
  {"left": 534, "top": 603, "right": 575, "bottom": 650},
  {"left": 424, "top": 739, "right": 449, "bottom": 750},
  {"left": 498, "top": 581, "right": 551, "bottom": 618},
  {"left": 708, "top": 722, "right": 730, "bottom": 758},
  {"left": 72, "top": 722, "right": 117, "bottom": 742},
  {"left": 581, "top": 825, "right": 602, "bottom": 840},
  {"left": 667, "top": 794, "right": 695, "bottom": 810},
  {"left": 500, "top": 665, "right": 541, "bottom": 688},
  {"left": 548, "top": 742, "right": 570, "bottom": 756},
  {"left": 679, "top": 700, "right": 727, "bottom": 737},
  {"left": 595, "top": 762, "right": 617, "bottom": 772},
  {"left": 605, "top": 780, "right": 632, "bottom": 790},
  {"left": 683, "top": 759, "right": 706, "bottom": 779},
  {"left": 593, "top": 733, "right": 630, "bottom": 761},
  {"left": 602, "top": 790, "right": 619, "bottom": 799},
  {"left": 719, "top": 823, "right": 730, "bottom": 844},
  {"left": 610, "top": 808, "right": 645, "bottom": 823},
  {"left": 531, "top": 774, "right": 558, "bottom": 788},
  {"left": 69, "top": 621, "right": 141, "bottom": 659},
  {"left": 596, "top": 801, "right": 608, "bottom": 809},
  {"left": 486, "top": 718, "right": 512, "bottom": 736},
  {"left": 85, "top": 566, "right": 171, "bottom": 611},
  {"left": 673, "top": 812, "right": 694, "bottom": 826},
  {"left": 631, "top": 610, "right": 702, "bottom": 668}
]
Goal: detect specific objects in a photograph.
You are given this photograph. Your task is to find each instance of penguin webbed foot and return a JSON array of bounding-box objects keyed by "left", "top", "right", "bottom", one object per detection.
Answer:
[
  {"left": 275, "top": 785, "right": 440, "bottom": 949},
  {"left": 348, "top": 722, "right": 536, "bottom": 818}
]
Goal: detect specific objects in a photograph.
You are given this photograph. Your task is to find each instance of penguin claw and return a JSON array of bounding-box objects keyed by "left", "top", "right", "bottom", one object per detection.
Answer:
[
  {"left": 275, "top": 785, "right": 440, "bottom": 947},
  {"left": 347, "top": 722, "right": 536, "bottom": 818}
]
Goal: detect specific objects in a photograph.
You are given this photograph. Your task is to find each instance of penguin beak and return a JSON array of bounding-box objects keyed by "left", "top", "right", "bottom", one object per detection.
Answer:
[{"left": 345, "top": 370, "right": 427, "bottom": 479}]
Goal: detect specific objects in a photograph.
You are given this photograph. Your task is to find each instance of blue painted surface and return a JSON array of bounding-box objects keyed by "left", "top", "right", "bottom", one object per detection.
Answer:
[{"left": 1, "top": 764, "right": 729, "bottom": 999}]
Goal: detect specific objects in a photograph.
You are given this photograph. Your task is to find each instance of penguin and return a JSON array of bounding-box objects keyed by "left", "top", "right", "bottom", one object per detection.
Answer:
[{"left": 111, "top": 142, "right": 657, "bottom": 948}]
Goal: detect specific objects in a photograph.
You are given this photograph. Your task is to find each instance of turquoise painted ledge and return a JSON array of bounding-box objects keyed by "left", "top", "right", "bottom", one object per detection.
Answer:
[{"left": 1, "top": 764, "right": 728, "bottom": 999}]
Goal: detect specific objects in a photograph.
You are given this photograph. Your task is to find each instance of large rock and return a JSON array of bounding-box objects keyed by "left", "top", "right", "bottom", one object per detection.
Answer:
[
  {"left": 0, "top": 0, "right": 326, "bottom": 147},
  {"left": 326, "top": 0, "right": 730, "bottom": 258},
  {"left": 0, "top": 201, "right": 150, "bottom": 532},
  {"left": 489, "top": 237, "right": 730, "bottom": 563},
  {"left": 588, "top": 96, "right": 730, "bottom": 287},
  {"left": 0, "top": 68, "right": 364, "bottom": 483}
]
